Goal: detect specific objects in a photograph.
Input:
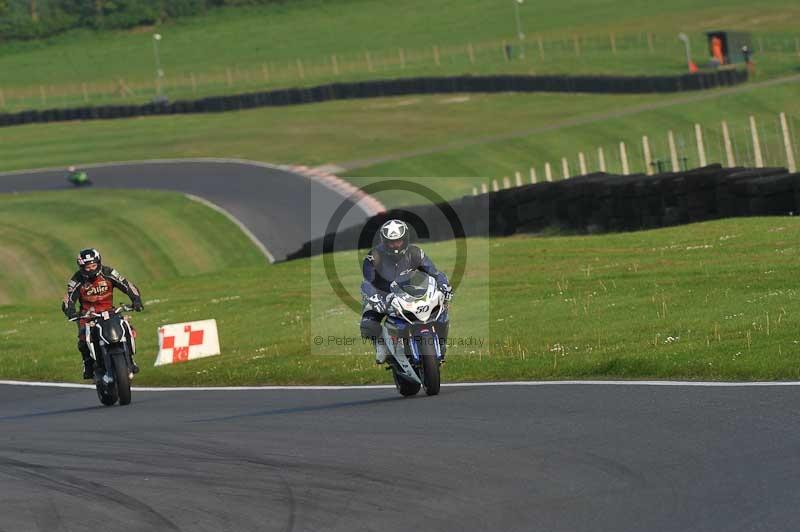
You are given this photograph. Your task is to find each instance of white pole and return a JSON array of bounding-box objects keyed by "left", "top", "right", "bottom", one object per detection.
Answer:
[
  {"left": 695, "top": 123, "right": 707, "bottom": 167},
  {"left": 492, "top": 179, "right": 500, "bottom": 192},
  {"left": 780, "top": 112, "right": 797, "bottom": 173},
  {"left": 721, "top": 121, "right": 736, "bottom": 167},
  {"left": 481, "top": 182, "right": 489, "bottom": 194},
  {"left": 561, "top": 157, "right": 570, "bottom": 179},
  {"left": 668, "top": 131, "right": 679, "bottom": 171},
  {"left": 503, "top": 176, "right": 512, "bottom": 189},
  {"left": 530, "top": 167, "right": 537, "bottom": 184},
  {"left": 472, "top": 187, "right": 478, "bottom": 196},
  {"left": 545, "top": 162, "right": 553, "bottom": 182},
  {"left": 642, "top": 136, "right": 653, "bottom": 175},
  {"left": 597, "top": 147, "right": 606, "bottom": 172},
  {"left": 514, "top": 172, "right": 523, "bottom": 187},
  {"left": 750, "top": 115, "right": 764, "bottom": 168},
  {"left": 513, "top": 0, "right": 525, "bottom": 59},
  {"left": 619, "top": 141, "right": 630, "bottom": 175},
  {"left": 578, "top": 152, "right": 587, "bottom": 175}
]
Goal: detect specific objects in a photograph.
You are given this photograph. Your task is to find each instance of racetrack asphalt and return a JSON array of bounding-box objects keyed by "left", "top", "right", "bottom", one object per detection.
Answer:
[
  {"left": 2, "top": 381, "right": 800, "bottom": 532},
  {"left": 0, "top": 159, "right": 373, "bottom": 262}
]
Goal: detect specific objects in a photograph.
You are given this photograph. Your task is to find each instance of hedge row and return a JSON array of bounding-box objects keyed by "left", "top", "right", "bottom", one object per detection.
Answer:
[
  {"left": 286, "top": 164, "right": 799, "bottom": 260},
  {"left": 0, "top": 70, "right": 748, "bottom": 128}
]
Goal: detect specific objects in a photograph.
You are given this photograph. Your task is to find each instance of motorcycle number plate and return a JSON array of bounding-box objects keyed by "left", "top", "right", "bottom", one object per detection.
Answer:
[{"left": 102, "top": 311, "right": 110, "bottom": 320}]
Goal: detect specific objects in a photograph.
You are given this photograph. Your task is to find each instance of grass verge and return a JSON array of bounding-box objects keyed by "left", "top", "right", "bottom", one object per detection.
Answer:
[
  {"left": 0, "top": 189, "right": 264, "bottom": 305},
  {"left": 0, "top": 193, "right": 798, "bottom": 385}
]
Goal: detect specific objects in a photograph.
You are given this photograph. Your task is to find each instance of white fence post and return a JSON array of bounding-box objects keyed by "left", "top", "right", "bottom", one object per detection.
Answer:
[
  {"left": 578, "top": 152, "right": 587, "bottom": 175},
  {"left": 597, "top": 147, "right": 607, "bottom": 172},
  {"left": 642, "top": 136, "right": 653, "bottom": 175},
  {"left": 503, "top": 176, "right": 511, "bottom": 189},
  {"left": 695, "top": 123, "right": 707, "bottom": 167},
  {"left": 545, "top": 162, "right": 553, "bottom": 182},
  {"left": 722, "top": 121, "right": 736, "bottom": 167},
  {"left": 668, "top": 131, "right": 679, "bottom": 172},
  {"left": 492, "top": 179, "right": 500, "bottom": 192},
  {"left": 530, "top": 167, "right": 537, "bottom": 184},
  {"left": 472, "top": 187, "right": 478, "bottom": 196},
  {"left": 481, "top": 183, "right": 489, "bottom": 194},
  {"left": 515, "top": 172, "right": 523, "bottom": 187},
  {"left": 619, "top": 141, "right": 630, "bottom": 175},
  {"left": 780, "top": 112, "right": 797, "bottom": 173},
  {"left": 750, "top": 115, "right": 764, "bottom": 168},
  {"left": 561, "top": 157, "right": 570, "bottom": 179}
]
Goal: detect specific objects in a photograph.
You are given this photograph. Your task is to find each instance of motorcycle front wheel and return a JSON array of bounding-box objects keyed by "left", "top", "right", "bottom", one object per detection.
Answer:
[
  {"left": 419, "top": 339, "right": 441, "bottom": 396},
  {"left": 113, "top": 351, "right": 132, "bottom": 406}
]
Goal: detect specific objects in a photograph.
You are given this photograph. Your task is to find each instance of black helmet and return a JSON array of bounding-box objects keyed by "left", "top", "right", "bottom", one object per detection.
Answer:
[
  {"left": 76, "top": 248, "right": 102, "bottom": 280},
  {"left": 379, "top": 219, "right": 410, "bottom": 256}
]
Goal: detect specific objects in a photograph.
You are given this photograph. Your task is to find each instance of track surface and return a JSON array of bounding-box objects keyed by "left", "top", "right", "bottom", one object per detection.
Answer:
[
  {"left": 0, "top": 160, "right": 370, "bottom": 262},
  {"left": 2, "top": 382, "right": 799, "bottom": 532}
]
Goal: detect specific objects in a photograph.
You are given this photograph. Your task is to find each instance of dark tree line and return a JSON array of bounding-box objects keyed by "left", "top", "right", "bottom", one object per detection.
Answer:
[{"left": 0, "top": 0, "right": 287, "bottom": 40}]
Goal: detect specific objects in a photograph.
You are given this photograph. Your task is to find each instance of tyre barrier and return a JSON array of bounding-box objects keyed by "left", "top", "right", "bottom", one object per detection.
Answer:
[
  {"left": 286, "top": 165, "right": 800, "bottom": 260},
  {"left": 0, "top": 70, "right": 748, "bottom": 128}
]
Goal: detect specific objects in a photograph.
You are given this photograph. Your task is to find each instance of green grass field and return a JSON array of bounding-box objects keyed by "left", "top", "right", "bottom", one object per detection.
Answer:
[
  {"left": 0, "top": 190, "right": 798, "bottom": 385},
  {"left": 0, "top": 190, "right": 264, "bottom": 305},
  {"left": 2, "top": 80, "right": 798, "bottom": 207},
  {"left": 0, "top": 0, "right": 798, "bottom": 110}
]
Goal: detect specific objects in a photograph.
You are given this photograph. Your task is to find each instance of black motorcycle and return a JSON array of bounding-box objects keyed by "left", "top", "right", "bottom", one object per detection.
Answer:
[{"left": 70, "top": 305, "right": 137, "bottom": 406}]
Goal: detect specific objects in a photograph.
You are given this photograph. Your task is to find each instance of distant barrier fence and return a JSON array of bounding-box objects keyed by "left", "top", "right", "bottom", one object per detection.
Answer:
[
  {"left": 287, "top": 164, "right": 800, "bottom": 260},
  {"left": 0, "top": 71, "right": 747, "bottom": 128},
  {"left": 485, "top": 112, "right": 798, "bottom": 192},
  {"left": 1, "top": 30, "right": 796, "bottom": 112}
]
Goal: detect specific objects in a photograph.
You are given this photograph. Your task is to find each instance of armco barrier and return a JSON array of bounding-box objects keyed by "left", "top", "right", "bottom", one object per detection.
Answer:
[
  {"left": 0, "top": 70, "right": 748, "bottom": 128},
  {"left": 285, "top": 165, "right": 800, "bottom": 261}
]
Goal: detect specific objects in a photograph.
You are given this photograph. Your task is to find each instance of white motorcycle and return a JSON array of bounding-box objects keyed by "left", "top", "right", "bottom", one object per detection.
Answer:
[{"left": 379, "top": 270, "right": 447, "bottom": 397}]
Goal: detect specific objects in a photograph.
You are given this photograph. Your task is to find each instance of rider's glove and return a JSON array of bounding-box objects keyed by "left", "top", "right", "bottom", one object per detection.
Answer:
[
  {"left": 65, "top": 306, "right": 78, "bottom": 320},
  {"left": 368, "top": 293, "right": 394, "bottom": 314},
  {"left": 367, "top": 294, "right": 386, "bottom": 314},
  {"left": 132, "top": 298, "right": 144, "bottom": 312},
  {"left": 440, "top": 283, "right": 454, "bottom": 301}
]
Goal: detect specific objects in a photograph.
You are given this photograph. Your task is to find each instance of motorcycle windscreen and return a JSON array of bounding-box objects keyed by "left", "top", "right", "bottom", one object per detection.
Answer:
[{"left": 392, "top": 270, "right": 431, "bottom": 300}]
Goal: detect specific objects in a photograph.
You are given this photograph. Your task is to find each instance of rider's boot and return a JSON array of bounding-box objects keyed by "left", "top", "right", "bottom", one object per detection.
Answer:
[
  {"left": 78, "top": 340, "right": 94, "bottom": 379},
  {"left": 375, "top": 339, "right": 390, "bottom": 364},
  {"left": 437, "top": 320, "right": 449, "bottom": 362},
  {"left": 82, "top": 359, "right": 94, "bottom": 380}
]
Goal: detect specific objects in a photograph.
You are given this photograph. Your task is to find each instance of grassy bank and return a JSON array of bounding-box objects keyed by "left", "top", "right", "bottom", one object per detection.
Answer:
[
  {"left": 0, "top": 0, "right": 797, "bottom": 110},
  {"left": 0, "top": 189, "right": 264, "bottom": 305},
  {"left": 1, "top": 191, "right": 798, "bottom": 385}
]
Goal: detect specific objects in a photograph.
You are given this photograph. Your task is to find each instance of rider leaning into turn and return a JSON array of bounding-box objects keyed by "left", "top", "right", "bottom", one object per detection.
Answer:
[
  {"left": 61, "top": 248, "right": 144, "bottom": 379},
  {"left": 360, "top": 219, "right": 454, "bottom": 364}
]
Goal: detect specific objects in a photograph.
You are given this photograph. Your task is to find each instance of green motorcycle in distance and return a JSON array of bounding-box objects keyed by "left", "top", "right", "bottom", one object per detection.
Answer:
[{"left": 67, "top": 166, "right": 93, "bottom": 187}]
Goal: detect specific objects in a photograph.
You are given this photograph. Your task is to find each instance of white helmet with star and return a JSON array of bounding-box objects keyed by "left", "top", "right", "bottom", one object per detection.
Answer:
[{"left": 379, "top": 219, "right": 410, "bottom": 255}]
